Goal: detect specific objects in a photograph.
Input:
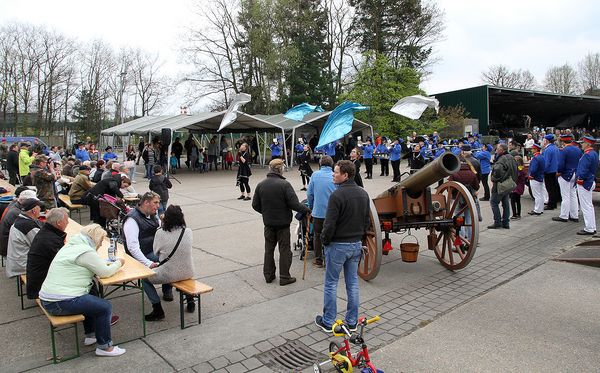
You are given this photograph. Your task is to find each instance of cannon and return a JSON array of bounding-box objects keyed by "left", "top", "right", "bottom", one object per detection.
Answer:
[{"left": 360, "top": 152, "right": 480, "bottom": 280}]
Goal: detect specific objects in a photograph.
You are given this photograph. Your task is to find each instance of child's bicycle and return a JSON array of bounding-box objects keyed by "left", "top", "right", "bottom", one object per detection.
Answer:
[{"left": 313, "top": 315, "right": 383, "bottom": 373}]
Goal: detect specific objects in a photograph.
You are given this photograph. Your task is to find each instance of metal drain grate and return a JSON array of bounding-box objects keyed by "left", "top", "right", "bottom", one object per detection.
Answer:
[{"left": 257, "top": 340, "right": 323, "bottom": 372}]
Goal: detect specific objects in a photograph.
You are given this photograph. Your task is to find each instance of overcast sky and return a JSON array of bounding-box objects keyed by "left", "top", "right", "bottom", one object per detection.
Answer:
[{"left": 1, "top": 0, "right": 599, "bottom": 112}]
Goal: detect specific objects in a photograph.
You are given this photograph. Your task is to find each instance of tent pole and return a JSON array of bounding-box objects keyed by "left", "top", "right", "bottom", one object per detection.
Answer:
[
  {"left": 290, "top": 128, "right": 296, "bottom": 168},
  {"left": 281, "top": 129, "right": 288, "bottom": 169},
  {"left": 255, "top": 131, "right": 260, "bottom": 165},
  {"left": 263, "top": 132, "right": 267, "bottom": 166}
]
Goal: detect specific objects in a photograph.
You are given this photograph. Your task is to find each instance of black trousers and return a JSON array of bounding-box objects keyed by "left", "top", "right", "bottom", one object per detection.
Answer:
[
  {"left": 510, "top": 192, "right": 521, "bottom": 217},
  {"left": 391, "top": 159, "right": 400, "bottom": 181},
  {"left": 263, "top": 225, "right": 293, "bottom": 280},
  {"left": 481, "top": 173, "right": 490, "bottom": 199},
  {"left": 379, "top": 159, "right": 389, "bottom": 176},
  {"left": 364, "top": 158, "right": 373, "bottom": 177},
  {"left": 312, "top": 217, "right": 324, "bottom": 261},
  {"left": 8, "top": 170, "right": 18, "bottom": 186},
  {"left": 239, "top": 178, "right": 251, "bottom": 194},
  {"left": 544, "top": 173, "right": 561, "bottom": 208}
]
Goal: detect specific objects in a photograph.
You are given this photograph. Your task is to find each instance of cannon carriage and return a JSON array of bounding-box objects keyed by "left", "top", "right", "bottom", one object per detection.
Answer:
[{"left": 359, "top": 152, "right": 480, "bottom": 280}]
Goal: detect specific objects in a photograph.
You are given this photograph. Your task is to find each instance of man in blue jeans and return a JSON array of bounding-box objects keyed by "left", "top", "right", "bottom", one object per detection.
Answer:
[{"left": 315, "top": 160, "right": 370, "bottom": 332}]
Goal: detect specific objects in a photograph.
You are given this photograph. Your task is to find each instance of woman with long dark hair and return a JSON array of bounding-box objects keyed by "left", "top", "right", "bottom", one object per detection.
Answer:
[
  {"left": 298, "top": 144, "right": 313, "bottom": 191},
  {"left": 236, "top": 143, "right": 252, "bottom": 200}
]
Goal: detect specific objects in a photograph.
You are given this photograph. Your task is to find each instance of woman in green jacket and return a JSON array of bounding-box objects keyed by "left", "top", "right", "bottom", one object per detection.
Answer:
[{"left": 39, "top": 224, "right": 126, "bottom": 357}]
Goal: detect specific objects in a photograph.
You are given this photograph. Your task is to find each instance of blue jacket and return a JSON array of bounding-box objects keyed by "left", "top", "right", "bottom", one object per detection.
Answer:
[
  {"left": 362, "top": 144, "right": 374, "bottom": 159},
  {"left": 270, "top": 143, "right": 282, "bottom": 157},
  {"left": 375, "top": 144, "right": 389, "bottom": 156},
  {"left": 75, "top": 148, "right": 90, "bottom": 162},
  {"left": 323, "top": 142, "right": 336, "bottom": 156},
  {"left": 103, "top": 152, "right": 118, "bottom": 162},
  {"left": 390, "top": 144, "right": 402, "bottom": 161},
  {"left": 543, "top": 143, "right": 559, "bottom": 173},
  {"left": 474, "top": 150, "right": 492, "bottom": 174},
  {"left": 451, "top": 146, "right": 461, "bottom": 156},
  {"left": 557, "top": 144, "right": 582, "bottom": 181},
  {"left": 434, "top": 147, "right": 445, "bottom": 158},
  {"left": 306, "top": 166, "right": 337, "bottom": 219},
  {"left": 528, "top": 153, "right": 545, "bottom": 182},
  {"left": 470, "top": 140, "right": 481, "bottom": 150},
  {"left": 576, "top": 149, "right": 599, "bottom": 191},
  {"left": 294, "top": 143, "right": 304, "bottom": 153}
]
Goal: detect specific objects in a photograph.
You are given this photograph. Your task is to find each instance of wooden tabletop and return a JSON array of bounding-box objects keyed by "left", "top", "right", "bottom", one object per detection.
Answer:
[
  {"left": 65, "top": 219, "right": 154, "bottom": 286},
  {"left": 0, "top": 179, "right": 15, "bottom": 196}
]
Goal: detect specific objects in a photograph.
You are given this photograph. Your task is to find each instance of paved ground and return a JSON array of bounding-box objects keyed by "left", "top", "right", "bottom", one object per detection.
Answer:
[{"left": 0, "top": 161, "right": 598, "bottom": 373}]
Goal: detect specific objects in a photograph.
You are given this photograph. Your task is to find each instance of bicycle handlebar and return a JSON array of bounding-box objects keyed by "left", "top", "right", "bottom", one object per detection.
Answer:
[{"left": 366, "top": 315, "right": 380, "bottom": 325}]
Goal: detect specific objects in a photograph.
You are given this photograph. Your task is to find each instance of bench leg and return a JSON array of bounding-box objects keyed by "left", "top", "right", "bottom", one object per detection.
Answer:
[
  {"left": 179, "top": 290, "right": 185, "bottom": 330},
  {"left": 1, "top": 255, "right": 4, "bottom": 267},
  {"left": 50, "top": 324, "right": 58, "bottom": 364},
  {"left": 16, "top": 276, "right": 21, "bottom": 297},
  {"left": 197, "top": 295, "right": 202, "bottom": 325}
]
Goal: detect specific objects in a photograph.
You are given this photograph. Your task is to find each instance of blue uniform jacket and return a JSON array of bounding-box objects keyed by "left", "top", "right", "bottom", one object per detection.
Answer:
[
  {"left": 375, "top": 144, "right": 389, "bottom": 156},
  {"left": 322, "top": 142, "right": 336, "bottom": 156},
  {"left": 451, "top": 146, "right": 461, "bottom": 156},
  {"left": 474, "top": 150, "right": 492, "bottom": 174},
  {"left": 295, "top": 144, "right": 304, "bottom": 153},
  {"left": 528, "top": 153, "right": 545, "bottom": 182},
  {"left": 270, "top": 143, "right": 282, "bottom": 156},
  {"left": 75, "top": 148, "right": 90, "bottom": 162},
  {"left": 306, "top": 166, "right": 337, "bottom": 219},
  {"left": 576, "top": 149, "right": 599, "bottom": 191},
  {"left": 434, "top": 148, "right": 445, "bottom": 158},
  {"left": 557, "top": 144, "right": 582, "bottom": 181},
  {"left": 362, "top": 144, "right": 374, "bottom": 159},
  {"left": 543, "top": 143, "right": 559, "bottom": 173},
  {"left": 390, "top": 144, "right": 402, "bottom": 161},
  {"left": 103, "top": 152, "right": 118, "bottom": 162}
]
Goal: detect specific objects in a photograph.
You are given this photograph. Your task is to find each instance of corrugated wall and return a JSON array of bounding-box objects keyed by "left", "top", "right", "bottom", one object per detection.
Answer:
[{"left": 432, "top": 85, "right": 489, "bottom": 134}]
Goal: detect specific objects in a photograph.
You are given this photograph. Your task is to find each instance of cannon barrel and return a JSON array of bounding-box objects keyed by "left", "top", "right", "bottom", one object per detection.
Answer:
[{"left": 376, "top": 152, "right": 461, "bottom": 199}]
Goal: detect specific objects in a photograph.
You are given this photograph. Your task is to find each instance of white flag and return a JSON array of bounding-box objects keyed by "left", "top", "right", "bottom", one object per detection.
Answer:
[
  {"left": 390, "top": 95, "right": 439, "bottom": 120},
  {"left": 218, "top": 93, "right": 251, "bottom": 132}
]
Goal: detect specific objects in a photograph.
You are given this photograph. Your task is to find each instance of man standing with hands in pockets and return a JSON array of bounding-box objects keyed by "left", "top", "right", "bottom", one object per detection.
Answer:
[{"left": 315, "top": 160, "right": 371, "bottom": 332}]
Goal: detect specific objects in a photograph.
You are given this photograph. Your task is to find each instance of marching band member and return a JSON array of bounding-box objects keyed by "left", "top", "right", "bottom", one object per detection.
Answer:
[
  {"left": 390, "top": 139, "right": 402, "bottom": 182},
  {"left": 552, "top": 134, "right": 582, "bottom": 223},
  {"left": 575, "top": 136, "right": 599, "bottom": 235},
  {"left": 362, "top": 139, "right": 374, "bottom": 179},
  {"left": 375, "top": 137, "right": 390, "bottom": 177},
  {"left": 527, "top": 143, "right": 545, "bottom": 216},
  {"left": 542, "top": 134, "right": 561, "bottom": 210}
]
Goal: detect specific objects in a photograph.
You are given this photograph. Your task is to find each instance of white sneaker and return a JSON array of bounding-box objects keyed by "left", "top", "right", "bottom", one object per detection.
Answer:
[
  {"left": 95, "top": 346, "right": 126, "bottom": 357},
  {"left": 84, "top": 337, "right": 97, "bottom": 346}
]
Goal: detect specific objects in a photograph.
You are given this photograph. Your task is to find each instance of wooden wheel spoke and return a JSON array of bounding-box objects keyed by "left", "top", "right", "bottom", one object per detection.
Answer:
[
  {"left": 454, "top": 204, "right": 468, "bottom": 217},
  {"left": 457, "top": 234, "right": 471, "bottom": 247},
  {"left": 447, "top": 235, "right": 454, "bottom": 265}
]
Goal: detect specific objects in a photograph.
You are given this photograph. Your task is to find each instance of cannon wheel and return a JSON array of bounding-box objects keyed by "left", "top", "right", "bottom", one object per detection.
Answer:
[
  {"left": 430, "top": 181, "right": 479, "bottom": 270},
  {"left": 359, "top": 200, "right": 383, "bottom": 281}
]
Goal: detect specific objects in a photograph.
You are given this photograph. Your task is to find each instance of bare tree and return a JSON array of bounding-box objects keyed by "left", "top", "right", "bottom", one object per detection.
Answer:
[
  {"left": 514, "top": 69, "right": 537, "bottom": 90},
  {"left": 578, "top": 52, "right": 600, "bottom": 95},
  {"left": 108, "top": 48, "right": 134, "bottom": 125},
  {"left": 544, "top": 63, "right": 579, "bottom": 94},
  {"left": 481, "top": 65, "right": 521, "bottom": 87},
  {"left": 131, "top": 49, "right": 172, "bottom": 116}
]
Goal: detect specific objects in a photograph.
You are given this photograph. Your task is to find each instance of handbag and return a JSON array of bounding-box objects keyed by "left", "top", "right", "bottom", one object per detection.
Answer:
[
  {"left": 157, "top": 227, "right": 186, "bottom": 267},
  {"left": 497, "top": 176, "right": 516, "bottom": 194}
]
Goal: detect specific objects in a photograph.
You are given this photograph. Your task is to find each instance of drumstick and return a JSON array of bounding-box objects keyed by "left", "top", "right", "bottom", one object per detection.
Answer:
[{"left": 302, "top": 215, "right": 310, "bottom": 280}]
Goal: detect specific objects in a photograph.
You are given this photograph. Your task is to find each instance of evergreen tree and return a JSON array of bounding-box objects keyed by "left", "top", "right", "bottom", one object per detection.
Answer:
[{"left": 72, "top": 89, "right": 102, "bottom": 140}]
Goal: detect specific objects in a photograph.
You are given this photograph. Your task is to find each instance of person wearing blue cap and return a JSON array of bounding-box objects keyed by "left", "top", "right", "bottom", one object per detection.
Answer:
[
  {"left": 362, "top": 139, "right": 374, "bottom": 179},
  {"left": 375, "top": 138, "right": 389, "bottom": 177},
  {"left": 451, "top": 140, "right": 461, "bottom": 156},
  {"left": 552, "top": 134, "right": 582, "bottom": 222},
  {"left": 542, "top": 134, "right": 561, "bottom": 210},
  {"left": 575, "top": 136, "right": 598, "bottom": 235},
  {"left": 527, "top": 143, "right": 545, "bottom": 215},
  {"left": 390, "top": 139, "right": 402, "bottom": 182},
  {"left": 474, "top": 144, "right": 492, "bottom": 200}
]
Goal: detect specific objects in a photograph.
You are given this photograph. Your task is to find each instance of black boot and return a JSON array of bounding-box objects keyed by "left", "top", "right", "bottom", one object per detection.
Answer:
[
  {"left": 186, "top": 295, "right": 196, "bottom": 313},
  {"left": 145, "top": 302, "right": 165, "bottom": 321}
]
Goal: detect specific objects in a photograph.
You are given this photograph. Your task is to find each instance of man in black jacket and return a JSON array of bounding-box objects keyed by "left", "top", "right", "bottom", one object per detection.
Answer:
[
  {"left": 315, "top": 160, "right": 370, "bottom": 333},
  {"left": 6, "top": 144, "right": 19, "bottom": 185},
  {"left": 252, "top": 159, "right": 311, "bottom": 286},
  {"left": 26, "top": 207, "right": 69, "bottom": 299}
]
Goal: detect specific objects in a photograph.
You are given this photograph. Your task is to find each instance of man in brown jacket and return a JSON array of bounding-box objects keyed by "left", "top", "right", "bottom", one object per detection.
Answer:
[
  {"left": 32, "top": 155, "right": 57, "bottom": 210},
  {"left": 68, "top": 165, "right": 94, "bottom": 204}
]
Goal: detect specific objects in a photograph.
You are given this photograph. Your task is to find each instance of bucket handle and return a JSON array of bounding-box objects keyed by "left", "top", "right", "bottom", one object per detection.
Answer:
[{"left": 400, "top": 233, "right": 419, "bottom": 246}]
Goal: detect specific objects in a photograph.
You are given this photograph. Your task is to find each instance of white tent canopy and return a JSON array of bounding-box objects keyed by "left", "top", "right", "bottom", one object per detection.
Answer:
[{"left": 101, "top": 115, "right": 170, "bottom": 136}]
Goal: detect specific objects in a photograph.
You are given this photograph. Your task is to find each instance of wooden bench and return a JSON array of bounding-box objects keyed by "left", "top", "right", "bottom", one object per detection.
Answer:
[
  {"left": 17, "top": 274, "right": 36, "bottom": 310},
  {"left": 171, "top": 279, "right": 213, "bottom": 329},
  {"left": 58, "top": 194, "right": 84, "bottom": 223},
  {"left": 36, "top": 299, "right": 84, "bottom": 363}
]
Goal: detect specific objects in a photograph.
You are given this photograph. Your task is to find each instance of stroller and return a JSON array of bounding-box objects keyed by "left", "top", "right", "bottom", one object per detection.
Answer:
[
  {"left": 98, "top": 194, "right": 130, "bottom": 241},
  {"left": 293, "top": 199, "right": 314, "bottom": 260}
]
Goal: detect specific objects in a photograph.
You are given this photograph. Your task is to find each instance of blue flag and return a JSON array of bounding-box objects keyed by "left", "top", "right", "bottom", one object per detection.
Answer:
[
  {"left": 283, "top": 103, "right": 324, "bottom": 122},
  {"left": 316, "top": 101, "right": 369, "bottom": 150}
]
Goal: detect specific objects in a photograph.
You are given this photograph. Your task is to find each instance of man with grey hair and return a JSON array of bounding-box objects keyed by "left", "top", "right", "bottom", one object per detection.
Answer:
[
  {"left": 307, "top": 156, "right": 337, "bottom": 267},
  {"left": 0, "top": 189, "right": 38, "bottom": 259},
  {"left": 252, "top": 158, "right": 311, "bottom": 285},
  {"left": 26, "top": 207, "right": 70, "bottom": 299},
  {"left": 489, "top": 143, "right": 517, "bottom": 229}
]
